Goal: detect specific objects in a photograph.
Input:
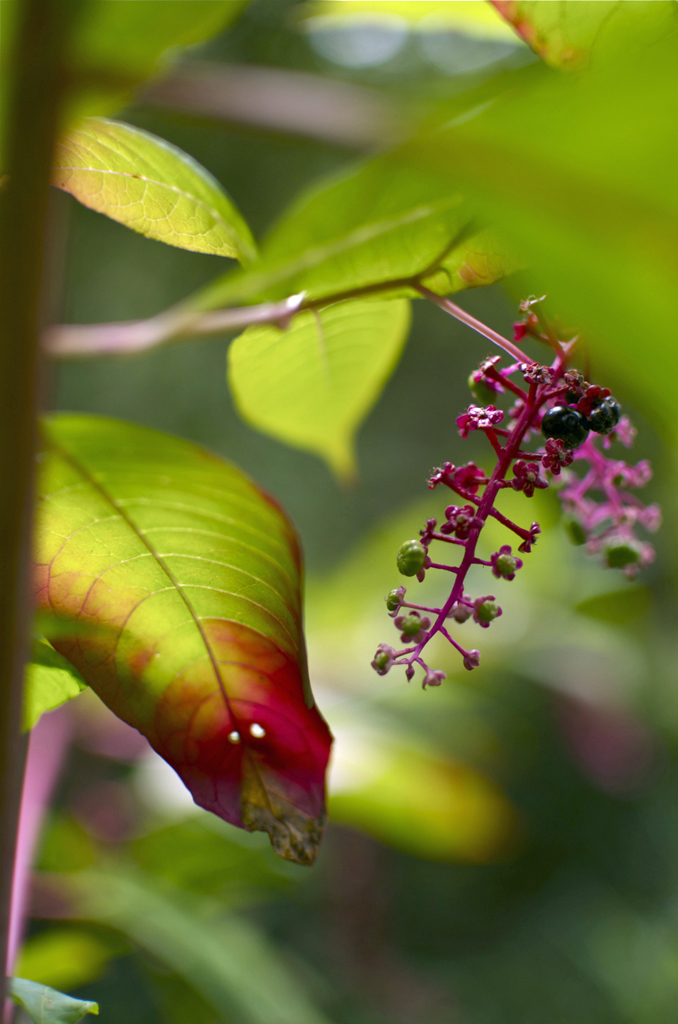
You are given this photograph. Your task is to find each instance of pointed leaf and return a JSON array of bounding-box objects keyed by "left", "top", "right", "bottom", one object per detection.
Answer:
[
  {"left": 228, "top": 298, "right": 410, "bottom": 480},
  {"left": 193, "top": 149, "right": 519, "bottom": 311},
  {"left": 9, "top": 979, "right": 98, "bottom": 1024},
  {"left": 53, "top": 118, "right": 256, "bottom": 262},
  {"left": 24, "top": 640, "right": 87, "bottom": 731},
  {"left": 33, "top": 415, "right": 332, "bottom": 864}
]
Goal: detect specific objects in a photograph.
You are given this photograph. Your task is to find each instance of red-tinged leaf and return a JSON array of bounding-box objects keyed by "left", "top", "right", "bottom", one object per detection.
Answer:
[{"left": 33, "top": 415, "right": 332, "bottom": 865}]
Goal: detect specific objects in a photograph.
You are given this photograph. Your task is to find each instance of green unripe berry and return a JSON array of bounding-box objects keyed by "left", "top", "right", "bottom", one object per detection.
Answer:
[
  {"left": 495, "top": 553, "right": 518, "bottom": 577},
  {"left": 468, "top": 373, "right": 497, "bottom": 406},
  {"left": 399, "top": 614, "right": 424, "bottom": 637},
  {"left": 564, "top": 519, "right": 587, "bottom": 546},
  {"left": 373, "top": 650, "right": 391, "bottom": 672},
  {"left": 386, "top": 589, "right": 403, "bottom": 612},
  {"left": 476, "top": 599, "right": 500, "bottom": 623},
  {"left": 397, "top": 539, "right": 426, "bottom": 577},
  {"left": 605, "top": 542, "right": 639, "bottom": 568}
]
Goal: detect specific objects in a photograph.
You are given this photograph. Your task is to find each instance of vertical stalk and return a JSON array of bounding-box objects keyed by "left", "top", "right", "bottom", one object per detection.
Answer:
[{"left": 0, "top": 0, "right": 72, "bottom": 995}]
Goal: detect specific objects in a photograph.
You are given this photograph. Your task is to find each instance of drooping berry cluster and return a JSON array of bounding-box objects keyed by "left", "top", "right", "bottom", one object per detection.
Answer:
[{"left": 372, "top": 302, "right": 660, "bottom": 689}]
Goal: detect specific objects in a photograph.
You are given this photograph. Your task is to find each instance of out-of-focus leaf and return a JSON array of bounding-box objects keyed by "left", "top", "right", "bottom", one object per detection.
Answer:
[
  {"left": 302, "top": 0, "right": 517, "bottom": 39},
  {"left": 16, "top": 928, "right": 114, "bottom": 992},
  {"left": 9, "top": 979, "right": 98, "bottom": 1024},
  {"left": 34, "top": 415, "right": 332, "bottom": 865},
  {"left": 131, "top": 819, "right": 291, "bottom": 897},
  {"left": 59, "top": 867, "right": 332, "bottom": 1024},
  {"left": 329, "top": 725, "right": 516, "bottom": 862},
  {"left": 490, "top": 0, "right": 678, "bottom": 68},
  {"left": 24, "top": 640, "right": 87, "bottom": 731},
  {"left": 191, "top": 150, "right": 519, "bottom": 311},
  {"left": 228, "top": 299, "right": 410, "bottom": 480},
  {"left": 575, "top": 587, "right": 651, "bottom": 625},
  {"left": 53, "top": 119, "right": 256, "bottom": 262},
  {"left": 402, "top": 40, "right": 678, "bottom": 434},
  {"left": 67, "top": 1, "right": 248, "bottom": 123},
  {"left": 37, "top": 815, "right": 97, "bottom": 874}
]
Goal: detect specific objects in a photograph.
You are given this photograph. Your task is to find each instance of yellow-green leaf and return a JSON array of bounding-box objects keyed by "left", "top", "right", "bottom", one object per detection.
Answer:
[
  {"left": 228, "top": 299, "right": 411, "bottom": 480},
  {"left": 53, "top": 118, "right": 256, "bottom": 262}
]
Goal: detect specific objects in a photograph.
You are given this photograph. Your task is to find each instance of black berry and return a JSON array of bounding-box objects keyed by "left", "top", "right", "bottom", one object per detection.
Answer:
[
  {"left": 588, "top": 397, "right": 621, "bottom": 435},
  {"left": 541, "top": 406, "right": 589, "bottom": 448}
]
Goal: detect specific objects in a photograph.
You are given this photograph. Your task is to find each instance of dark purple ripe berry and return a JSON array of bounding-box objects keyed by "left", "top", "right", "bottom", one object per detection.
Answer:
[
  {"left": 541, "top": 406, "right": 589, "bottom": 449},
  {"left": 588, "top": 397, "right": 621, "bottom": 436}
]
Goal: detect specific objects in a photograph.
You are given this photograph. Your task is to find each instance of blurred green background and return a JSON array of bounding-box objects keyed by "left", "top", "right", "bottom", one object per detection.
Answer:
[{"left": 25, "top": 2, "right": 678, "bottom": 1023}]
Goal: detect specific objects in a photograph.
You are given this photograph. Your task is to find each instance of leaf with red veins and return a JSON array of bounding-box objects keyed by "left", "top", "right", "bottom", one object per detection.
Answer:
[{"left": 34, "top": 414, "right": 332, "bottom": 865}]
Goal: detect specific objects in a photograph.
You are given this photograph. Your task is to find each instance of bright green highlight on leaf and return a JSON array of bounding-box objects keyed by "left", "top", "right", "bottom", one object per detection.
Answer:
[
  {"left": 24, "top": 640, "right": 87, "bottom": 731},
  {"left": 10, "top": 978, "right": 98, "bottom": 1024},
  {"left": 16, "top": 928, "right": 114, "bottom": 993},
  {"left": 304, "top": 0, "right": 517, "bottom": 39},
  {"left": 53, "top": 118, "right": 256, "bottom": 262},
  {"left": 228, "top": 299, "right": 410, "bottom": 480}
]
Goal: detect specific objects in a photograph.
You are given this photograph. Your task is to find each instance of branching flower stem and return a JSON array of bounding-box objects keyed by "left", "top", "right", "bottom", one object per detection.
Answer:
[
  {"left": 373, "top": 313, "right": 658, "bottom": 688},
  {"left": 405, "top": 377, "right": 545, "bottom": 677}
]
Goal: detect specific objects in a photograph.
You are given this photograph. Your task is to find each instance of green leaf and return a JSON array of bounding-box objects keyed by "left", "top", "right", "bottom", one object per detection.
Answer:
[
  {"left": 34, "top": 414, "right": 332, "bottom": 865},
  {"left": 575, "top": 588, "right": 651, "bottom": 625},
  {"left": 53, "top": 118, "right": 256, "bottom": 262},
  {"left": 490, "top": 0, "right": 678, "bottom": 68},
  {"left": 228, "top": 298, "right": 411, "bottom": 480},
  {"left": 191, "top": 149, "right": 518, "bottom": 311},
  {"left": 24, "top": 639, "right": 87, "bottom": 731},
  {"left": 61, "top": 867, "right": 333, "bottom": 1024},
  {"left": 9, "top": 978, "right": 98, "bottom": 1024}
]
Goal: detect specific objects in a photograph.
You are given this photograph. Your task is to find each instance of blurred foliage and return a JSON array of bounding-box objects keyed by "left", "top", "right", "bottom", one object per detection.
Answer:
[{"left": 15, "top": 0, "right": 678, "bottom": 1022}]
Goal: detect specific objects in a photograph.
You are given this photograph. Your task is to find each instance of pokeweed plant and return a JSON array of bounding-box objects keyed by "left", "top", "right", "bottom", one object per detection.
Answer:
[
  {"left": 2, "top": 0, "right": 674, "bottom": 1017},
  {"left": 373, "top": 297, "right": 660, "bottom": 688}
]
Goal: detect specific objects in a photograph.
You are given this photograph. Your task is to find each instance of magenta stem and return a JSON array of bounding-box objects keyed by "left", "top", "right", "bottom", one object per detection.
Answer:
[{"left": 416, "top": 284, "right": 532, "bottom": 363}]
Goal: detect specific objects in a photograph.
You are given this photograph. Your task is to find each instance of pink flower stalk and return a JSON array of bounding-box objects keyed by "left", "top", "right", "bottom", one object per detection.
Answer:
[{"left": 372, "top": 301, "right": 660, "bottom": 687}]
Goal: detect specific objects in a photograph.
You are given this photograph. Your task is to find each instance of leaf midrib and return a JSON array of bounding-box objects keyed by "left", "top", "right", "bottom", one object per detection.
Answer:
[
  {"left": 54, "top": 164, "right": 238, "bottom": 246},
  {"left": 48, "top": 436, "right": 238, "bottom": 719}
]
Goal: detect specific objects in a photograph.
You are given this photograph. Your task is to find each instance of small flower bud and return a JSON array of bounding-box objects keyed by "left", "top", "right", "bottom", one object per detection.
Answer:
[
  {"left": 463, "top": 649, "right": 481, "bottom": 671},
  {"left": 423, "top": 669, "right": 445, "bottom": 689},
  {"left": 371, "top": 644, "right": 396, "bottom": 676},
  {"left": 473, "top": 597, "right": 502, "bottom": 627},
  {"left": 468, "top": 372, "right": 498, "bottom": 406},
  {"left": 449, "top": 602, "right": 470, "bottom": 623},
  {"left": 491, "top": 545, "right": 523, "bottom": 580},
  {"left": 385, "top": 587, "right": 405, "bottom": 613},
  {"left": 398, "top": 613, "right": 426, "bottom": 637},
  {"left": 405, "top": 664, "right": 415, "bottom": 682},
  {"left": 397, "top": 539, "right": 427, "bottom": 577}
]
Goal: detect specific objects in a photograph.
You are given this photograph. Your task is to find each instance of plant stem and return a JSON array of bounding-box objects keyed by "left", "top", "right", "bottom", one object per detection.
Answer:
[
  {"left": 415, "top": 284, "right": 531, "bottom": 362},
  {"left": 0, "top": 0, "right": 72, "bottom": 995}
]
